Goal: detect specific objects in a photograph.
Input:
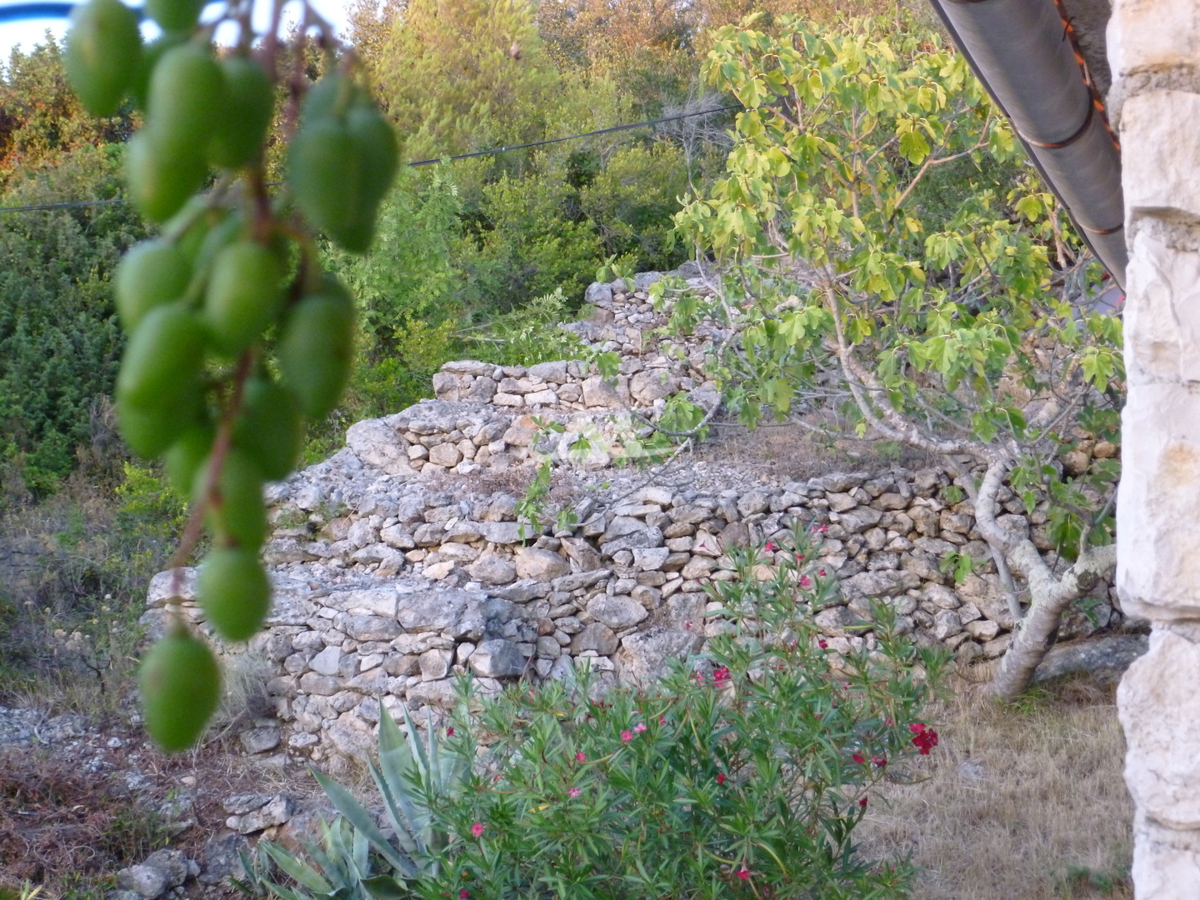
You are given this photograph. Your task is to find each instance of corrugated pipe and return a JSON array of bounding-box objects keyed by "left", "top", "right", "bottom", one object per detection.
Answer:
[{"left": 927, "top": 0, "right": 1127, "bottom": 289}]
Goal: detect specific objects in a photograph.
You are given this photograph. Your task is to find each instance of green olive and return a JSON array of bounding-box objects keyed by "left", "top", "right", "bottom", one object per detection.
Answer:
[
  {"left": 198, "top": 546, "right": 271, "bottom": 642},
  {"left": 139, "top": 627, "right": 220, "bottom": 752},
  {"left": 116, "top": 304, "right": 206, "bottom": 410},
  {"left": 164, "top": 420, "right": 215, "bottom": 494},
  {"left": 144, "top": 0, "right": 206, "bottom": 35},
  {"left": 209, "top": 57, "right": 275, "bottom": 170},
  {"left": 235, "top": 377, "right": 304, "bottom": 481},
  {"left": 148, "top": 44, "right": 225, "bottom": 156},
  {"left": 126, "top": 128, "right": 208, "bottom": 223},
  {"left": 196, "top": 447, "right": 267, "bottom": 549},
  {"left": 65, "top": 0, "right": 142, "bottom": 117},
  {"left": 277, "top": 281, "right": 356, "bottom": 419},
  {"left": 203, "top": 240, "right": 284, "bottom": 357},
  {"left": 115, "top": 239, "right": 192, "bottom": 333}
]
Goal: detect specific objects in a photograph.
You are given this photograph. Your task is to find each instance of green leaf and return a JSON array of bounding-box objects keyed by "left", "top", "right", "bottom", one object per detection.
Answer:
[
  {"left": 362, "top": 876, "right": 410, "bottom": 899},
  {"left": 898, "top": 129, "right": 929, "bottom": 164}
]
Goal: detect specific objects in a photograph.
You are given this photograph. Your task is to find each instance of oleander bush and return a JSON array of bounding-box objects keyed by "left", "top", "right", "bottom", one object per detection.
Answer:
[{"left": 244, "top": 526, "right": 947, "bottom": 900}]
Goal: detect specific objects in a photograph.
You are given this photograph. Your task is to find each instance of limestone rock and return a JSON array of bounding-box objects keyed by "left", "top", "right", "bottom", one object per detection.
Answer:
[
  {"left": 615, "top": 627, "right": 702, "bottom": 687},
  {"left": 469, "top": 639, "right": 526, "bottom": 677},
  {"left": 515, "top": 547, "right": 570, "bottom": 581},
  {"left": 346, "top": 418, "right": 413, "bottom": 476},
  {"left": 586, "top": 595, "right": 649, "bottom": 630},
  {"left": 116, "top": 865, "right": 167, "bottom": 899},
  {"left": 571, "top": 622, "right": 619, "bottom": 655},
  {"left": 142, "top": 849, "right": 189, "bottom": 888},
  {"left": 396, "top": 590, "right": 470, "bottom": 631},
  {"left": 468, "top": 554, "right": 518, "bottom": 585}
]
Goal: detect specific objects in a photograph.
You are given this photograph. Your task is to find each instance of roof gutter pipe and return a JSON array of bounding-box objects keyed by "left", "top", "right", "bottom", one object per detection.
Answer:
[{"left": 926, "top": 0, "right": 1127, "bottom": 289}]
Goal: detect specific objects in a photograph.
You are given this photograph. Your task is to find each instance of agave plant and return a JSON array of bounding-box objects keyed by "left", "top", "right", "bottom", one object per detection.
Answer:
[{"left": 238, "top": 700, "right": 469, "bottom": 899}]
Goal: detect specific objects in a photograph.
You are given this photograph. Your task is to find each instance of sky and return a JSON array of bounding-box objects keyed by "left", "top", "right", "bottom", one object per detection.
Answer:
[{"left": 0, "top": 0, "right": 354, "bottom": 62}]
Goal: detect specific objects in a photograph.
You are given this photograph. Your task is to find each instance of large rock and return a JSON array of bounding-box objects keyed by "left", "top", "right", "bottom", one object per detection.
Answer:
[
  {"left": 586, "top": 595, "right": 648, "bottom": 630},
  {"left": 346, "top": 418, "right": 413, "bottom": 476},
  {"left": 116, "top": 865, "right": 168, "bottom": 898},
  {"left": 468, "top": 554, "right": 518, "bottom": 585},
  {"left": 396, "top": 589, "right": 471, "bottom": 631},
  {"left": 570, "top": 622, "right": 619, "bottom": 654},
  {"left": 469, "top": 639, "right": 526, "bottom": 677},
  {"left": 615, "top": 627, "right": 702, "bottom": 686},
  {"left": 515, "top": 547, "right": 571, "bottom": 581}
]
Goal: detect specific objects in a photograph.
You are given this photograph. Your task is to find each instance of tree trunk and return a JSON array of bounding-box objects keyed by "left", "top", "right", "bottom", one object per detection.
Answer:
[{"left": 986, "top": 542, "right": 1118, "bottom": 700}]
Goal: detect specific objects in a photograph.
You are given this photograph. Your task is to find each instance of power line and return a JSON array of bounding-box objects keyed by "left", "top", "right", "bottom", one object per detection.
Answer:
[{"left": 0, "top": 103, "right": 741, "bottom": 215}]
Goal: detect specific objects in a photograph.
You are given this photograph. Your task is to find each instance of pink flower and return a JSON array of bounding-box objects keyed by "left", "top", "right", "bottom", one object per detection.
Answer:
[
  {"left": 659, "top": 716, "right": 666, "bottom": 725},
  {"left": 446, "top": 727, "right": 455, "bottom": 737},
  {"left": 717, "top": 772, "right": 727, "bottom": 785},
  {"left": 800, "top": 576, "right": 812, "bottom": 588},
  {"left": 796, "top": 553, "right": 805, "bottom": 562},
  {"left": 575, "top": 751, "right": 586, "bottom": 763},
  {"left": 764, "top": 541, "right": 776, "bottom": 552},
  {"left": 634, "top": 722, "right": 647, "bottom": 733},
  {"left": 684, "top": 620, "right": 692, "bottom": 630},
  {"left": 460, "top": 890, "right": 470, "bottom": 899},
  {"left": 470, "top": 822, "right": 484, "bottom": 839},
  {"left": 737, "top": 866, "right": 750, "bottom": 881},
  {"left": 568, "top": 787, "right": 581, "bottom": 799},
  {"left": 713, "top": 665, "right": 731, "bottom": 684},
  {"left": 909, "top": 723, "right": 926, "bottom": 734},
  {"left": 692, "top": 670, "right": 707, "bottom": 684},
  {"left": 819, "top": 568, "right": 827, "bottom": 577},
  {"left": 621, "top": 730, "right": 633, "bottom": 743}
]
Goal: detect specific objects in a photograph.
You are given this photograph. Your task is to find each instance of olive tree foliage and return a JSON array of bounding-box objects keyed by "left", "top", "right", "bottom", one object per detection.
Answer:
[{"left": 672, "top": 15, "right": 1123, "bottom": 699}]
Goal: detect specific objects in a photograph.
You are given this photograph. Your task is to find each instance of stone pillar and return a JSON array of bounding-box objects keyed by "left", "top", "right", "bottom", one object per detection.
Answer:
[{"left": 1109, "top": 2, "right": 1200, "bottom": 895}]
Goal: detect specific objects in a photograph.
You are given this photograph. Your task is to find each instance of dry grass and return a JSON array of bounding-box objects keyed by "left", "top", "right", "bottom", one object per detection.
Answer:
[
  {"left": 859, "top": 677, "right": 1133, "bottom": 900},
  {"left": 697, "top": 417, "right": 944, "bottom": 479}
]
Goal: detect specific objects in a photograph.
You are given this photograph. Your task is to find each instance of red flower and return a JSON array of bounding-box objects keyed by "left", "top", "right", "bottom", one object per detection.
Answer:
[
  {"left": 460, "top": 890, "right": 470, "bottom": 899},
  {"left": 872, "top": 755, "right": 887, "bottom": 767},
  {"left": 818, "top": 638, "right": 828, "bottom": 649},
  {"left": 852, "top": 753, "right": 866, "bottom": 764},
  {"left": 819, "top": 568, "right": 827, "bottom": 577},
  {"left": 470, "top": 822, "right": 484, "bottom": 839},
  {"left": 446, "top": 727, "right": 455, "bottom": 737},
  {"left": 737, "top": 867, "right": 750, "bottom": 881},
  {"left": 659, "top": 716, "right": 667, "bottom": 725},
  {"left": 713, "top": 665, "right": 731, "bottom": 684},
  {"left": 796, "top": 553, "right": 805, "bottom": 562},
  {"left": 859, "top": 797, "right": 868, "bottom": 809},
  {"left": 621, "top": 730, "right": 633, "bottom": 743},
  {"left": 910, "top": 724, "right": 939, "bottom": 755},
  {"left": 717, "top": 772, "right": 727, "bottom": 785}
]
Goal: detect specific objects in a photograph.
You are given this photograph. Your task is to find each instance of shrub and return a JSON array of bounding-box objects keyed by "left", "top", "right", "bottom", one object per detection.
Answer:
[{"left": 244, "top": 526, "right": 945, "bottom": 900}]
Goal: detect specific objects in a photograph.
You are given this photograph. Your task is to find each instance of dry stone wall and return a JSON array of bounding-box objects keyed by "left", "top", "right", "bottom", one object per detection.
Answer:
[{"left": 144, "top": 265, "right": 1122, "bottom": 763}]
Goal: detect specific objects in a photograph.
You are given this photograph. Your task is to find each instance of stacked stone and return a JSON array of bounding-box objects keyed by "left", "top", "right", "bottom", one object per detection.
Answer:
[{"left": 145, "top": 459, "right": 1119, "bottom": 761}]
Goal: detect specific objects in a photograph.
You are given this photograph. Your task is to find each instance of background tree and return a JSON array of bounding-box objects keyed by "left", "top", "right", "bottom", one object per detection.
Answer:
[
  {"left": 0, "top": 143, "right": 146, "bottom": 494},
  {"left": 673, "top": 14, "right": 1123, "bottom": 699},
  {"left": 372, "top": 0, "right": 557, "bottom": 162}
]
